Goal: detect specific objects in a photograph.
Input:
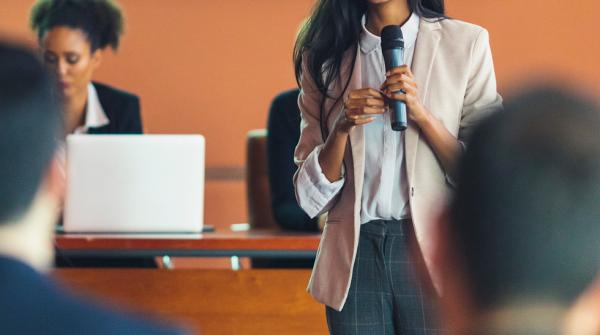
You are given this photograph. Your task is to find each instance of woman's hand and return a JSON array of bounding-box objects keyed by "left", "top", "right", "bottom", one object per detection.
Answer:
[
  {"left": 319, "top": 88, "right": 385, "bottom": 182},
  {"left": 334, "top": 88, "right": 386, "bottom": 135},
  {"left": 381, "top": 65, "right": 431, "bottom": 126},
  {"left": 382, "top": 65, "right": 462, "bottom": 180}
]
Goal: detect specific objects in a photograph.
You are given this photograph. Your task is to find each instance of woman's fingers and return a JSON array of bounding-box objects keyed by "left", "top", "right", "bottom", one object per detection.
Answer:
[
  {"left": 348, "top": 87, "right": 384, "bottom": 99},
  {"left": 384, "top": 81, "right": 417, "bottom": 96},
  {"left": 344, "top": 103, "right": 385, "bottom": 117},
  {"left": 389, "top": 91, "right": 407, "bottom": 102},
  {"left": 347, "top": 106, "right": 386, "bottom": 116},
  {"left": 341, "top": 87, "right": 388, "bottom": 130},
  {"left": 385, "top": 65, "right": 413, "bottom": 77},
  {"left": 346, "top": 97, "right": 386, "bottom": 109},
  {"left": 344, "top": 87, "right": 387, "bottom": 117},
  {"left": 354, "top": 117, "right": 375, "bottom": 125},
  {"left": 388, "top": 91, "right": 419, "bottom": 104},
  {"left": 382, "top": 74, "right": 417, "bottom": 90},
  {"left": 345, "top": 114, "right": 376, "bottom": 124}
]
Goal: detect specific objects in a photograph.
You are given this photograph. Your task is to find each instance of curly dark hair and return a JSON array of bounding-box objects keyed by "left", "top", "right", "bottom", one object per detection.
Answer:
[{"left": 30, "top": 0, "right": 124, "bottom": 51}]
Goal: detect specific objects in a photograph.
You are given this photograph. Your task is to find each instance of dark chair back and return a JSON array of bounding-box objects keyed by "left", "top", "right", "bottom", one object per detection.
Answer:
[{"left": 246, "top": 129, "right": 278, "bottom": 229}]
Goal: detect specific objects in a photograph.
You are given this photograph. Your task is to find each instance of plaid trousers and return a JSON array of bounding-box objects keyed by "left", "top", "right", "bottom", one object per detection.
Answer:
[{"left": 326, "top": 219, "right": 445, "bottom": 335}]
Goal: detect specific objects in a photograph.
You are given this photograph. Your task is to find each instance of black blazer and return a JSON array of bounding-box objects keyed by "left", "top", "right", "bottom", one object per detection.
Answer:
[
  {"left": 87, "top": 82, "right": 143, "bottom": 134},
  {"left": 0, "top": 256, "right": 185, "bottom": 335},
  {"left": 267, "top": 89, "right": 318, "bottom": 232}
]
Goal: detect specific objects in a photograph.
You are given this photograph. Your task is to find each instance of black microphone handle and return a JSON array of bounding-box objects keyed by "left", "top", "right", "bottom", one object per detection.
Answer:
[
  {"left": 383, "top": 48, "right": 407, "bottom": 131},
  {"left": 390, "top": 99, "right": 407, "bottom": 131}
]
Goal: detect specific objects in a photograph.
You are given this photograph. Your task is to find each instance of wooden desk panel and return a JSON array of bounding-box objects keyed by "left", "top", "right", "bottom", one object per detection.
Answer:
[
  {"left": 55, "top": 230, "right": 321, "bottom": 258},
  {"left": 54, "top": 269, "right": 327, "bottom": 335}
]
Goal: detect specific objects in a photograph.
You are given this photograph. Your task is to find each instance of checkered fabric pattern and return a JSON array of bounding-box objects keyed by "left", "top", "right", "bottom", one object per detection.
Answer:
[{"left": 326, "top": 220, "right": 445, "bottom": 335}]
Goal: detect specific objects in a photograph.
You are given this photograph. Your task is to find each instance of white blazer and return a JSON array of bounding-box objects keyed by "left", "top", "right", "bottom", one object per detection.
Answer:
[{"left": 294, "top": 18, "right": 503, "bottom": 311}]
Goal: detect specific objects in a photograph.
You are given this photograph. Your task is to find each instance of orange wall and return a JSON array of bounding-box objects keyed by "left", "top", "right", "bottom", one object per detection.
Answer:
[{"left": 1, "top": 1, "right": 599, "bottom": 228}]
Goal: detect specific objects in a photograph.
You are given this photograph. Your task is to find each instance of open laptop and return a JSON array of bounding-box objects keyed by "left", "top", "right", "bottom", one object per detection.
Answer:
[{"left": 63, "top": 135, "right": 204, "bottom": 234}]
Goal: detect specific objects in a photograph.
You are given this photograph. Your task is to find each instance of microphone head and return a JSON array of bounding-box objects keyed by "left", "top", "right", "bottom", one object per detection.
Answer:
[{"left": 381, "top": 25, "right": 404, "bottom": 50}]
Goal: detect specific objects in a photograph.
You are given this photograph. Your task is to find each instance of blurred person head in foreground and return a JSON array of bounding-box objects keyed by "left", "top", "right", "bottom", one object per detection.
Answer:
[
  {"left": 0, "top": 41, "right": 185, "bottom": 335},
  {"left": 435, "top": 85, "right": 600, "bottom": 335}
]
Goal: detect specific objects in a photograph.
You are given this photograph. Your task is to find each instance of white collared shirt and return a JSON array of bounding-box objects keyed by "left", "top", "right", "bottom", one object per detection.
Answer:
[
  {"left": 73, "top": 83, "right": 110, "bottom": 134},
  {"left": 57, "top": 83, "right": 111, "bottom": 180},
  {"left": 296, "top": 13, "right": 420, "bottom": 224}
]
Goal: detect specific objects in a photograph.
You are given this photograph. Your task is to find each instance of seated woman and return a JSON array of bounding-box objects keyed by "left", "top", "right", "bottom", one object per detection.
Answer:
[
  {"left": 31, "top": 0, "right": 150, "bottom": 268},
  {"left": 30, "top": 0, "right": 142, "bottom": 135}
]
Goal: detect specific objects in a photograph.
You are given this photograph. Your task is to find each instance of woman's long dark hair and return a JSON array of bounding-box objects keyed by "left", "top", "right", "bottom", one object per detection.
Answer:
[{"left": 294, "top": 0, "right": 445, "bottom": 139}]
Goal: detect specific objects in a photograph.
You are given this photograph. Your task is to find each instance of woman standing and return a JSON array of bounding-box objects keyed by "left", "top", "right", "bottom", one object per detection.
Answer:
[
  {"left": 293, "top": 0, "right": 502, "bottom": 333},
  {"left": 30, "top": 0, "right": 142, "bottom": 135}
]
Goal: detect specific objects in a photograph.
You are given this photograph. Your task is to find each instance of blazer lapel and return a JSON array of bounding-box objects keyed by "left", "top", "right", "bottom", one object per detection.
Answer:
[{"left": 405, "top": 19, "right": 441, "bottom": 186}]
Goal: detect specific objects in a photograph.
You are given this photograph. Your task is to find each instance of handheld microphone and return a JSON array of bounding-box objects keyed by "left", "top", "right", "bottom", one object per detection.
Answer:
[{"left": 381, "top": 25, "right": 407, "bottom": 131}]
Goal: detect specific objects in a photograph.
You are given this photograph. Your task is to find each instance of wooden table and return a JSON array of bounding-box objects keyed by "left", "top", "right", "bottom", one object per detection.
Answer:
[
  {"left": 55, "top": 229, "right": 321, "bottom": 259},
  {"left": 55, "top": 269, "right": 328, "bottom": 335}
]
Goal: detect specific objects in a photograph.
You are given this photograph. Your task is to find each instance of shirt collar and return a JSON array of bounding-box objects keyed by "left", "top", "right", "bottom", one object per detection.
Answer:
[
  {"left": 74, "top": 83, "right": 110, "bottom": 134},
  {"left": 359, "top": 12, "right": 420, "bottom": 54}
]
